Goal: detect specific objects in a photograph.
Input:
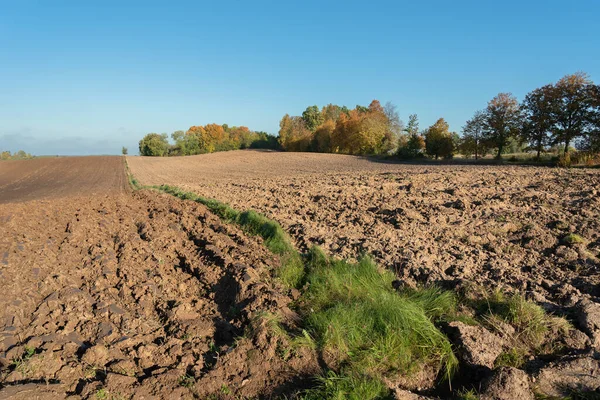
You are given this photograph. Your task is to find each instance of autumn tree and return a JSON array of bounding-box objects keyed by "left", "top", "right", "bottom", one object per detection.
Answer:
[
  {"left": 312, "top": 119, "right": 335, "bottom": 152},
  {"left": 321, "top": 104, "right": 345, "bottom": 123},
  {"left": 425, "top": 118, "right": 454, "bottom": 159},
  {"left": 139, "top": 133, "right": 169, "bottom": 156},
  {"left": 482, "top": 93, "right": 522, "bottom": 159},
  {"left": 278, "top": 114, "right": 312, "bottom": 151},
  {"left": 461, "top": 110, "right": 487, "bottom": 160},
  {"left": 520, "top": 85, "right": 554, "bottom": 159},
  {"left": 202, "top": 124, "right": 228, "bottom": 152},
  {"left": 228, "top": 126, "right": 256, "bottom": 149},
  {"left": 332, "top": 109, "right": 362, "bottom": 153},
  {"left": 186, "top": 126, "right": 209, "bottom": 153}
]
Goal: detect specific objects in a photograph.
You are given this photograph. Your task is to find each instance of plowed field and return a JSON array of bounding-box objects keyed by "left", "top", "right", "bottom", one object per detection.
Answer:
[
  {"left": 0, "top": 157, "right": 128, "bottom": 204},
  {"left": 0, "top": 157, "right": 312, "bottom": 399},
  {"left": 128, "top": 150, "right": 600, "bottom": 303}
]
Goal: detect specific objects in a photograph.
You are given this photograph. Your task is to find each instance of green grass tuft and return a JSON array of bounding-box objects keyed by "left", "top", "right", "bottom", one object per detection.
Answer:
[
  {"left": 477, "top": 290, "right": 552, "bottom": 347},
  {"left": 302, "top": 370, "right": 389, "bottom": 400},
  {"left": 494, "top": 348, "right": 526, "bottom": 368},
  {"left": 303, "top": 247, "right": 457, "bottom": 387},
  {"left": 562, "top": 233, "right": 585, "bottom": 245}
]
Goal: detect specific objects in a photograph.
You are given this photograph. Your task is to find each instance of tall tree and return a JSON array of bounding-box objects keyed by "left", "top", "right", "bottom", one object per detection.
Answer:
[
  {"left": 278, "top": 114, "right": 312, "bottom": 151},
  {"left": 312, "top": 119, "right": 335, "bottom": 153},
  {"left": 586, "top": 84, "right": 600, "bottom": 151},
  {"left": 405, "top": 114, "right": 419, "bottom": 138},
  {"left": 301, "top": 105, "right": 324, "bottom": 132},
  {"left": 483, "top": 93, "right": 522, "bottom": 159},
  {"left": 462, "top": 110, "right": 486, "bottom": 160},
  {"left": 384, "top": 101, "right": 403, "bottom": 136},
  {"left": 321, "top": 104, "right": 343, "bottom": 122},
  {"left": 521, "top": 85, "right": 554, "bottom": 160},
  {"left": 548, "top": 72, "right": 594, "bottom": 155},
  {"left": 425, "top": 118, "right": 454, "bottom": 159},
  {"left": 399, "top": 114, "right": 425, "bottom": 157}
]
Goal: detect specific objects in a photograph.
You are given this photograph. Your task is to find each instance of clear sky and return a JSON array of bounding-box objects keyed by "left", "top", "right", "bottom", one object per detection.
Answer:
[{"left": 1, "top": 1, "right": 599, "bottom": 155}]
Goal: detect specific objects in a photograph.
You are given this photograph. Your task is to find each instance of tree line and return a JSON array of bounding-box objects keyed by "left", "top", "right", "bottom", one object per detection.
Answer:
[
  {"left": 462, "top": 72, "right": 599, "bottom": 161},
  {"left": 277, "top": 72, "right": 600, "bottom": 162},
  {"left": 0, "top": 150, "right": 33, "bottom": 160},
  {"left": 138, "top": 124, "right": 278, "bottom": 156},
  {"left": 136, "top": 72, "right": 599, "bottom": 163}
]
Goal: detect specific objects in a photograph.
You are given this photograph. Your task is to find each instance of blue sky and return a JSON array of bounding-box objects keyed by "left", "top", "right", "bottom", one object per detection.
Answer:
[{"left": 1, "top": 1, "right": 599, "bottom": 155}]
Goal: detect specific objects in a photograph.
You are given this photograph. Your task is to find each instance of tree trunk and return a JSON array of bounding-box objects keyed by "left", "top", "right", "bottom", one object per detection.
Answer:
[
  {"left": 564, "top": 138, "right": 570, "bottom": 156},
  {"left": 496, "top": 144, "right": 503, "bottom": 160}
]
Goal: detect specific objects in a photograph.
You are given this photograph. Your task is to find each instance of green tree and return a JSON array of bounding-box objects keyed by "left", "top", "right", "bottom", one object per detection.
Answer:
[
  {"left": 483, "top": 93, "right": 522, "bottom": 159},
  {"left": 585, "top": 84, "right": 600, "bottom": 151},
  {"left": 398, "top": 114, "right": 425, "bottom": 158},
  {"left": 302, "top": 105, "right": 324, "bottom": 132},
  {"left": 461, "top": 110, "right": 487, "bottom": 160},
  {"left": 121, "top": 146, "right": 128, "bottom": 155},
  {"left": 548, "top": 72, "right": 595, "bottom": 156},
  {"left": 521, "top": 85, "right": 554, "bottom": 159},
  {"left": 139, "top": 133, "right": 169, "bottom": 156},
  {"left": 425, "top": 118, "right": 454, "bottom": 159}
]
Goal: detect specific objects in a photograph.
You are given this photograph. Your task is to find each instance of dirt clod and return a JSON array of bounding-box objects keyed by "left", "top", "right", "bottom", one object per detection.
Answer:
[
  {"left": 480, "top": 367, "right": 533, "bottom": 400},
  {"left": 447, "top": 321, "right": 504, "bottom": 370}
]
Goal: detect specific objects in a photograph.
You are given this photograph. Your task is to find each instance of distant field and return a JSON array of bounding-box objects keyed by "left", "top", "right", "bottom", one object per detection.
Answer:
[
  {"left": 129, "top": 150, "right": 600, "bottom": 300},
  {"left": 0, "top": 156, "right": 127, "bottom": 203}
]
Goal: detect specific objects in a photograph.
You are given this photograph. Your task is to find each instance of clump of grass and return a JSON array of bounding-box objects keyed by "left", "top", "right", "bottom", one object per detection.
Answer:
[
  {"left": 11, "top": 346, "right": 36, "bottom": 375},
  {"left": 457, "top": 389, "right": 480, "bottom": 400},
  {"left": 158, "top": 184, "right": 305, "bottom": 288},
  {"left": 495, "top": 348, "right": 526, "bottom": 368},
  {"left": 562, "top": 233, "right": 585, "bottom": 245},
  {"left": 95, "top": 389, "right": 108, "bottom": 400},
  {"left": 303, "top": 370, "right": 388, "bottom": 400},
  {"left": 480, "top": 290, "right": 549, "bottom": 346},
  {"left": 302, "top": 247, "right": 457, "bottom": 390},
  {"left": 178, "top": 374, "right": 195, "bottom": 388},
  {"left": 473, "top": 289, "right": 568, "bottom": 349},
  {"left": 247, "top": 311, "right": 288, "bottom": 339}
]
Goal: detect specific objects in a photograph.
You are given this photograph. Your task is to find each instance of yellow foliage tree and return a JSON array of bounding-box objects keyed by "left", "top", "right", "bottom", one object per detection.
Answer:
[{"left": 278, "top": 114, "right": 312, "bottom": 151}]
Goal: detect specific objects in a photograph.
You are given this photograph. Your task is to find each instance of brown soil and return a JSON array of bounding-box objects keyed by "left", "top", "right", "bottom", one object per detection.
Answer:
[
  {"left": 128, "top": 150, "right": 600, "bottom": 304},
  {"left": 0, "top": 157, "right": 314, "bottom": 399},
  {"left": 0, "top": 157, "right": 128, "bottom": 204}
]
